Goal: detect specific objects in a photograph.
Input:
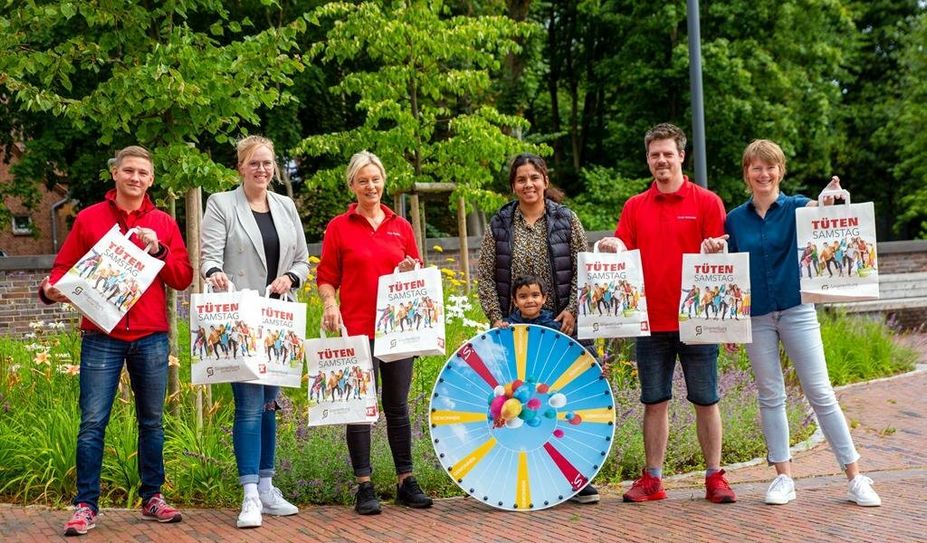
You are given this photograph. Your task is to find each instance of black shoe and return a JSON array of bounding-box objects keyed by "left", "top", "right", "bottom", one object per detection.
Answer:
[
  {"left": 569, "top": 484, "right": 600, "bottom": 504},
  {"left": 395, "top": 476, "right": 433, "bottom": 509},
  {"left": 354, "top": 481, "right": 381, "bottom": 515}
]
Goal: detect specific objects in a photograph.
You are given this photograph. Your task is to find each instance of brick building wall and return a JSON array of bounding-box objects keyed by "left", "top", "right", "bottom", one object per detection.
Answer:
[
  {"left": 0, "top": 147, "right": 74, "bottom": 256},
  {"left": 1, "top": 237, "right": 925, "bottom": 337}
]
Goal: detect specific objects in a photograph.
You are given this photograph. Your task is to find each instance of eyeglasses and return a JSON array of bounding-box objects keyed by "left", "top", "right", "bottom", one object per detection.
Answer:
[{"left": 246, "top": 160, "right": 275, "bottom": 171}]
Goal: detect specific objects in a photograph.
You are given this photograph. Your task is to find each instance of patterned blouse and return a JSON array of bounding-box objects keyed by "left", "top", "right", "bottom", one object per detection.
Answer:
[{"left": 477, "top": 206, "right": 587, "bottom": 324}]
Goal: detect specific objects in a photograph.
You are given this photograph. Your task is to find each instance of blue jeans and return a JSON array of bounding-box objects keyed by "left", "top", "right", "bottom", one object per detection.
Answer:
[
  {"left": 75, "top": 331, "right": 169, "bottom": 511},
  {"left": 231, "top": 382, "right": 280, "bottom": 485},
  {"left": 635, "top": 332, "right": 719, "bottom": 405},
  {"left": 747, "top": 304, "right": 860, "bottom": 468}
]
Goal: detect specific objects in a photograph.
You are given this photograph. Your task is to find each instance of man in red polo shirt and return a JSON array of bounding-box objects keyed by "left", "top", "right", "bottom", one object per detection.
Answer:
[{"left": 600, "top": 123, "right": 736, "bottom": 504}]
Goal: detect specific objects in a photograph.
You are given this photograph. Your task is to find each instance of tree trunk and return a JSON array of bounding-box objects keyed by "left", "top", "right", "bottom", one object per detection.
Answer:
[{"left": 167, "top": 196, "right": 180, "bottom": 415}]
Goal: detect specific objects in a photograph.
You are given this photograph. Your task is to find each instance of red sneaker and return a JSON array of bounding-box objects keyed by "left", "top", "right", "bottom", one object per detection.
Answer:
[
  {"left": 141, "top": 493, "right": 183, "bottom": 523},
  {"left": 705, "top": 469, "right": 737, "bottom": 503},
  {"left": 622, "top": 470, "right": 667, "bottom": 502},
  {"left": 64, "top": 503, "right": 97, "bottom": 536}
]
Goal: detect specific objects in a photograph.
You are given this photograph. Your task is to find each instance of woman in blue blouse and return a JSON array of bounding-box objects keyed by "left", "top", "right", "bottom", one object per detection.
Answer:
[{"left": 715, "top": 140, "right": 880, "bottom": 507}]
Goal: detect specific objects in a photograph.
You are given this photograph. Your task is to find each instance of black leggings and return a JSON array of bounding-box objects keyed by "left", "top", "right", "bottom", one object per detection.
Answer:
[{"left": 346, "top": 341, "right": 413, "bottom": 477}]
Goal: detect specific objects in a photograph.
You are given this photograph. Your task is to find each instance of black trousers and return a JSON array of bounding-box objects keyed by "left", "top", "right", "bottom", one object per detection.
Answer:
[{"left": 346, "top": 341, "right": 414, "bottom": 477}]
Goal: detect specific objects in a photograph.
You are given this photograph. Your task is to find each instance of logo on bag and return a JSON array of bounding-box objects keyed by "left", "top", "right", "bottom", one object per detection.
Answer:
[
  {"left": 641, "top": 322, "right": 649, "bottom": 331},
  {"left": 592, "top": 323, "right": 600, "bottom": 332},
  {"left": 259, "top": 364, "right": 267, "bottom": 374},
  {"left": 206, "top": 367, "right": 215, "bottom": 377},
  {"left": 366, "top": 406, "right": 378, "bottom": 417},
  {"left": 72, "top": 286, "right": 83, "bottom": 295},
  {"left": 390, "top": 339, "right": 398, "bottom": 348},
  {"left": 695, "top": 326, "right": 703, "bottom": 336},
  {"left": 322, "top": 409, "right": 329, "bottom": 420}
]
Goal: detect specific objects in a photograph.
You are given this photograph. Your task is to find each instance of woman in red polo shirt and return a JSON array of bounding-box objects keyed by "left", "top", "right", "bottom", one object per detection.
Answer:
[{"left": 316, "top": 151, "right": 433, "bottom": 516}]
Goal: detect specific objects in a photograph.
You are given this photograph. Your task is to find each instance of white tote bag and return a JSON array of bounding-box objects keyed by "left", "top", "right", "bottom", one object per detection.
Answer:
[
  {"left": 679, "top": 242, "right": 752, "bottom": 344},
  {"left": 373, "top": 265, "right": 446, "bottom": 362},
  {"left": 576, "top": 241, "right": 650, "bottom": 338},
  {"left": 189, "top": 283, "right": 263, "bottom": 384},
  {"left": 306, "top": 327, "right": 379, "bottom": 426},
  {"left": 55, "top": 225, "right": 164, "bottom": 333},
  {"left": 250, "top": 288, "right": 307, "bottom": 388},
  {"left": 796, "top": 189, "right": 879, "bottom": 303}
]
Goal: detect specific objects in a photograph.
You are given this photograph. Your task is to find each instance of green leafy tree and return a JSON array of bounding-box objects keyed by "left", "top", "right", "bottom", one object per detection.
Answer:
[
  {"left": 295, "top": 0, "right": 539, "bottom": 217},
  {"left": 890, "top": 9, "right": 927, "bottom": 238},
  {"left": 0, "top": 0, "right": 306, "bottom": 207}
]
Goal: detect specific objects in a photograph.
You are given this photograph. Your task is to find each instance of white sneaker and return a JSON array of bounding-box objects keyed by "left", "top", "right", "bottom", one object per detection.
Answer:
[
  {"left": 237, "top": 496, "right": 263, "bottom": 528},
  {"left": 764, "top": 474, "right": 796, "bottom": 505},
  {"left": 848, "top": 475, "right": 881, "bottom": 507},
  {"left": 259, "top": 486, "right": 299, "bottom": 516}
]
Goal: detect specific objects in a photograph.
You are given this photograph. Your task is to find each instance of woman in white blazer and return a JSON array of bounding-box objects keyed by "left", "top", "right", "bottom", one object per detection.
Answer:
[{"left": 200, "top": 136, "right": 309, "bottom": 529}]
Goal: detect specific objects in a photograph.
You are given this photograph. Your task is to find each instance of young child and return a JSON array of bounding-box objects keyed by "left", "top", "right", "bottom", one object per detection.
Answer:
[{"left": 502, "top": 274, "right": 562, "bottom": 331}]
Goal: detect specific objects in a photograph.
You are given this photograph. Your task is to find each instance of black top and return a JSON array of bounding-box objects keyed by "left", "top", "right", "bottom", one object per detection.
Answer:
[{"left": 252, "top": 209, "right": 280, "bottom": 286}]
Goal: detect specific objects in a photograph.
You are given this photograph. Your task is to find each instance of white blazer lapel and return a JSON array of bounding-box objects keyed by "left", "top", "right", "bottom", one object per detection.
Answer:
[{"left": 234, "top": 186, "right": 268, "bottom": 273}]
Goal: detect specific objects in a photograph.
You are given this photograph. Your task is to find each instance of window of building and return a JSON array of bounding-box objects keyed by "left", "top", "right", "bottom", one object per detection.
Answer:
[{"left": 12, "top": 215, "right": 33, "bottom": 235}]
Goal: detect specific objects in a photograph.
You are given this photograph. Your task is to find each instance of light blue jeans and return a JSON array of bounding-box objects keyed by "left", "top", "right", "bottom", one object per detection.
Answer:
[{"left": 747, "top": 303, "right": 860, "bottom": 469}]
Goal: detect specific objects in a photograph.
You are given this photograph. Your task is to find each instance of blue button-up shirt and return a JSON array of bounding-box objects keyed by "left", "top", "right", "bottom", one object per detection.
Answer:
[{"left": 725, "top": 193, "right": 810, "bottom": 317}]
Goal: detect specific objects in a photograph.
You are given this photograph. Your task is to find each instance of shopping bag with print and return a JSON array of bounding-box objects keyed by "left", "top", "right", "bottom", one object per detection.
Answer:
[
  {"left": 576, "top": 241, "right": 650, "bottom": 338},
  {"left": 189, "top": 283, "right": 263, "bottom": 384},
  {"left": 796, "top": 189, "right": 879, "bottom": 303},
  {"left": 306, "top": 327, "right": 379, "bottom": 426},
  {"left": 679, "top": 243, "right": 752, "bottom": 344},
  {"left": 54, "top": 225, "right": 165, "bottom": 333},
  {"left": 373, "top": 265, "right": 446, "bottom": 362},
  {"left": 249, "top": 287, "right": 307, "bottom": 388}
]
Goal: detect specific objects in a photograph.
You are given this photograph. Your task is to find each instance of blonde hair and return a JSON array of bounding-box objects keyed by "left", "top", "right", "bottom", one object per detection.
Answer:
[
  {"left": 345, "top": 150, "right": 386, "bottom": 188},
  {"left": 236, "top": 135, "right": 278, "bottom": 180},
  {"left": 111, "top": 145, "right": 154, "bottom": 174},
  {"left": 742, "top": 139, "right": 787, "bottom": 182}
]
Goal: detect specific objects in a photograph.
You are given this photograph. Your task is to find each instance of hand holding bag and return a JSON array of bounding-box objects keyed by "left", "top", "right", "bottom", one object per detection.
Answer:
[
  {"left": 795, "top": 188, "right": 879, "bottom": 303},
  {"left": 54, "top": 225, "right": 165, "bottom": 333},
  {"left": 679, "top": 240, "right": 752, "bottom": 344},
  {"left": 373, "top": 264, "right": 446, "bottom": 362},
  {"left": 250, "top": 286, "right": 307, "bottom": 388},
  {"left": 576, "top": 240, "right": 650, "bottom": 338},
  {"left": 189, "top": 282, "right": 263, "bottom": 384},
  {"left": 306, "top": 326, "right": 379, "bottom": 426}
]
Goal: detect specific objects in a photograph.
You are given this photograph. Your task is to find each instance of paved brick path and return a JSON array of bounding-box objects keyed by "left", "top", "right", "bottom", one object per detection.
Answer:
[{"left": 3, "top": 338, "right": 926, "bottom": 543}]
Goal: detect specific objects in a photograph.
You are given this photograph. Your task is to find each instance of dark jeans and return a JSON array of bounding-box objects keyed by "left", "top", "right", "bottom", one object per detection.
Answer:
[
  {"left": 346, "top": 341, "right": 413, "bottom": 477},
  {"left": 75, "top": 331, "right": 169, "bottom": 511}
]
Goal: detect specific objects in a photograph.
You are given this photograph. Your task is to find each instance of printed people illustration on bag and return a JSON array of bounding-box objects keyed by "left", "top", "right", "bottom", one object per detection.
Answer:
[
  {"left": 578, "top": 280, "right": 644, "bottom": 317},
  {"left": 192, "top": 320, "right": 254, "bottom": 360},
  {"left": 375, "top": 294, "right": 442, "bottom": 336},
  {"left": 680, "top": 282, "right": 749, "bottom": 322},
  {"left": 802, "top": 237, "right": 877, "bottom": 279}
]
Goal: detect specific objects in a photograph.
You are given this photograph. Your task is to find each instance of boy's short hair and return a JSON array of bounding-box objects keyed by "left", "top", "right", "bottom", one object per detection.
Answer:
[{"left": 512, "top": 274, "right": 547, "bottom": 297}]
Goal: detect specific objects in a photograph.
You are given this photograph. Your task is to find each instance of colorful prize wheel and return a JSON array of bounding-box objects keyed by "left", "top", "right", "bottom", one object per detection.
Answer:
[{"left": 429, "top": 324, "right": 615, "bottom": 511}]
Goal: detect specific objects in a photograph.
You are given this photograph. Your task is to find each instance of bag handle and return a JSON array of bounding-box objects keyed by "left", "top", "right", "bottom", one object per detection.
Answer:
[
  {"left": 700, "top": 239, "right": 728, "bottom": 254},
  {"left": 265, "top": 285, "right": 295, "bottom": 302},
  {"left": 124, "top": 227, "right": 155, "bottom": 253},
  {"left": 817, "top": 188, "right": 851, "bottom": 206},
  {"left": 318, "top": 325, "right": 349, "bottom": 338},
  {"left": 392, "top": 261, "right": 422, "bottom": 273},
  {"left": 593, "top": 237, "right": 627, "bottom": 253},
  {"left": 205, "top": 280, "right": 236, "bottom": 293}
]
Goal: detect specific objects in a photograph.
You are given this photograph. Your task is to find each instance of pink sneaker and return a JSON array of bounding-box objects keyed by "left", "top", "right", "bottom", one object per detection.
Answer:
[
  {"left": 64, "top": 503, "right": 97, "bottom": 536},
  {"left": 141, "top": 493, "right": 183, "bottom": 523}
]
